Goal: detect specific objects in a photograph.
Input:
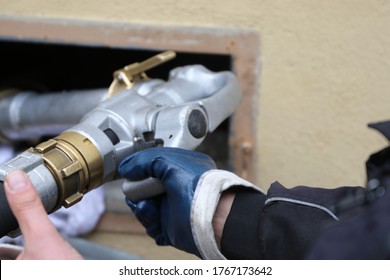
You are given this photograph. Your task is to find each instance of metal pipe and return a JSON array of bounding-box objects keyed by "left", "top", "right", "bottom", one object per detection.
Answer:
[{"left": 0, "top": 88, "right": 107, "bottom": 141}]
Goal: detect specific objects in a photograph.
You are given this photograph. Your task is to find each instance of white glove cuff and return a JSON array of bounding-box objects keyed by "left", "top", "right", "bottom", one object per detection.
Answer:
[{"left": 191, "top": 170, "right": 263, "bottom": 260}]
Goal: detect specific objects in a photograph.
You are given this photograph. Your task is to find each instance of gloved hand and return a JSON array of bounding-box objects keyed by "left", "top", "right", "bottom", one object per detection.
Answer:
[{"left": 118, "top": 147, "right": 217, "bottom": 257}]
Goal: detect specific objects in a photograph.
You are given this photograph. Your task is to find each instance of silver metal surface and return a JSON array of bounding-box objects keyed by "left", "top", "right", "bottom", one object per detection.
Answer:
[
  {"left": 0, "top": 151, "right": 58, "bottom": 212},
  {"left": 0, "top": 64, "right": 241, "bottom": 236},
  {"left": 122, "top": 178, "right": 164, "bottom": 202},
  {"left": 69, "top": 65, "right": 241, "bottom": 184},
  {"left": 0, "top": 88, "right": 107, "bottom": 141}
]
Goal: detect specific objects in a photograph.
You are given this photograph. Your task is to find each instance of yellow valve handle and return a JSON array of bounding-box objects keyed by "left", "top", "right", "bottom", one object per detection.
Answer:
[{"left": 107, "top": 50, "right": 176, "bottom": 97}]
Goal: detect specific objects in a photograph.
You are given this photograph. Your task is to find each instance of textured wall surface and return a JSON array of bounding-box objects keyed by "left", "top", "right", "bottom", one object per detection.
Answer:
[{"left": 0, "top": 0, "right": 389, "bottom": 189}]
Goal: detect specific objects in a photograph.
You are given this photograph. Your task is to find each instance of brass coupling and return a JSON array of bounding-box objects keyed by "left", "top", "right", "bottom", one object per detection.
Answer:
[{"left": 32, "top": 131, "right": 103, "bottom": 210}]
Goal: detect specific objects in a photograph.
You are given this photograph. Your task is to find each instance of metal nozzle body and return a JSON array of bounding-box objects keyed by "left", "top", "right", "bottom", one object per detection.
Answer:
[{"left": 0, "top": 64, "right": 241, "bottom": 237}]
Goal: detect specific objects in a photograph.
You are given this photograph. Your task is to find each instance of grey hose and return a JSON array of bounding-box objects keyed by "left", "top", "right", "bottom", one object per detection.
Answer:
[{"left": 0, "top": 89, "right": 107, "bottom": 141}]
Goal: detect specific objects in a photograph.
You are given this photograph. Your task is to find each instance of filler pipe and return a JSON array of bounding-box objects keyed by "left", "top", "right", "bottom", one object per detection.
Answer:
[{"left": 0, "top": 89, "right": 107, "bottom": 141}]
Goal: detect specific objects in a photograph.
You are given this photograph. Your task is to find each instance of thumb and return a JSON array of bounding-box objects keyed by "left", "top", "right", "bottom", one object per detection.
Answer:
[{"left": 4, "top": 170, "right": 57, "bottom": 242}]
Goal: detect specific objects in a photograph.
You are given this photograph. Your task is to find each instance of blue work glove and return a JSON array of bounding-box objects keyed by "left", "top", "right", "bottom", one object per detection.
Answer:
[{"left": 118, "top": 147, "right": 217, "bottom": 257}]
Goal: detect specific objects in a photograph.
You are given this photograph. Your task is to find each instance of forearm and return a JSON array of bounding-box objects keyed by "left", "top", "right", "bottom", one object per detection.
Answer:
[{"left": 212, "top": 191, "right": 236, "bottom": 249}]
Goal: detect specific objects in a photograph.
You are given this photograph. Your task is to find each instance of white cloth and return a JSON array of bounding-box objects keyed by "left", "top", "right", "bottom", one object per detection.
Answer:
[{"left": 49, "top": 187, "right": 105, "bottom": 237}]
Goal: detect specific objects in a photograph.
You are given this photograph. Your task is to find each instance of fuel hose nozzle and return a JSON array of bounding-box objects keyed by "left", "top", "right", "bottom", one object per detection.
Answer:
[{"left": 0, "top": 51, "right": 241, "bottom": 237}]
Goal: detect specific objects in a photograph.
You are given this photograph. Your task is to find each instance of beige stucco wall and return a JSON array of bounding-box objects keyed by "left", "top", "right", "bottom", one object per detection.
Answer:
[{"left": 0, "top": 0, "right": 389, "bottom": 189}]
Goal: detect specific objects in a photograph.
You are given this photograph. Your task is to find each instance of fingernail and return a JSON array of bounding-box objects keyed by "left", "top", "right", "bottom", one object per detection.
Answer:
[{"left": 5, "top": 170, "right": 28, "bottom": 192}]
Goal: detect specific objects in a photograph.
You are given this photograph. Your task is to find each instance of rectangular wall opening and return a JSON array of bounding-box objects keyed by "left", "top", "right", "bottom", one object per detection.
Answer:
[
  {"left": 0, "top": 17, "right": 260, "bottom": 241},
  {"left": 0, "top": 16, "right": 260, "bottom": 182}
]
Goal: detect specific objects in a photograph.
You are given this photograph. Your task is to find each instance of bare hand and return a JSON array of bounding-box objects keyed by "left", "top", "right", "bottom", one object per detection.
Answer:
[{"left": 4, "top": 170, "right": 83, "bottom": 260}]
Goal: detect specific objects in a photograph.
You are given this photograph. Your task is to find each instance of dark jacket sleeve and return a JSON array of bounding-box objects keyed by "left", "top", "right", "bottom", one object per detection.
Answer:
[
  {"left": 222, "top": 120, "right": 390, "bottom": 260},
  {"left": 307, "top": 120, "right": 390, "bottom": 259},
  {"left": 221, "top": 182, "right": 365, "bottom": 259}
]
